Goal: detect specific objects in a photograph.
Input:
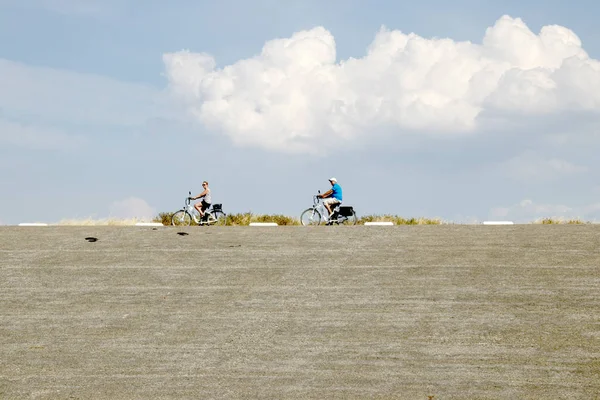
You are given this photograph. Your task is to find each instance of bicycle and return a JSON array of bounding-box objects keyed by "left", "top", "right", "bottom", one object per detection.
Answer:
[
  {"left": 171, "top": 191, "right": 227, "bottom": 226},
  {"left": 300, "top": 192, "right": 357, "bottom": 226}
]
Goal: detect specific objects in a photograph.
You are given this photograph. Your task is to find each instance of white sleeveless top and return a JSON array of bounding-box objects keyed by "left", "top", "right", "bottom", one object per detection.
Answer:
[{"left": 202, "top": 188, "right": 211, "bottom": 204}]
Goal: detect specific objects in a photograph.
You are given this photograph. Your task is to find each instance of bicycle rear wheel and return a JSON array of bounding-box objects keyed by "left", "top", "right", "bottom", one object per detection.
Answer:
[
  {"left": 301, "top": 208, "right": 322, "bottom": 226},
  {"left": 212, "top": 211, "right": 226, "bottom": 224},
  {"left": 341, "top": 211, "right": 358, "bottom": 225},
  {"left": 171, "top": 210, "right": 193, "bottom": 226}
]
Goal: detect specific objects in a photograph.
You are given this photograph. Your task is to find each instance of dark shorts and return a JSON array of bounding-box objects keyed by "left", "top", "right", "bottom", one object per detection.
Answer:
[{"left": 201, "top": 200, "right": 211, "bottom": 211}]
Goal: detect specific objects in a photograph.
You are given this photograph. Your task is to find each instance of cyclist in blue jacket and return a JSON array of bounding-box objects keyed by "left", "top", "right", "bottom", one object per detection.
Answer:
[{"left": 318, "top": 177, "right": 343, "bottom": 216}]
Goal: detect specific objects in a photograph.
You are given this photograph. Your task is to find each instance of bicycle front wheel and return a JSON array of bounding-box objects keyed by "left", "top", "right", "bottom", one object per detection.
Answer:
[
  {"left": 300, "top": 208, "right": 322, "bottom": 226},
  {"left": 171, "top": 210, "right": 193, "bottom": 226}
]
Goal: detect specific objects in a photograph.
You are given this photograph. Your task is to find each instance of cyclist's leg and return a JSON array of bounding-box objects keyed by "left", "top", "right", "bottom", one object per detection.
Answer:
[
  {"left": 332, "top": 200, "right": 341, "bottom": 214},
  {"left": 323, "top": 198, "right": 340, "bottom": 222},
  {"left": 323, "top": 198, "right": 333, "bottom": 216},
  {"left": 200, "top": 201, "right": 211, "bottom": 220}
]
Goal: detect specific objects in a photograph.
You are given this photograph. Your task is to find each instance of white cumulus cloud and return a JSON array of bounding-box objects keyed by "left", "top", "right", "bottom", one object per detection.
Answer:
[
  {"left": 164, "top": 15, "right": 600, "bottom": 154},
  {"left": 109, "top": 197, "right": 156, "bottom": 220}
]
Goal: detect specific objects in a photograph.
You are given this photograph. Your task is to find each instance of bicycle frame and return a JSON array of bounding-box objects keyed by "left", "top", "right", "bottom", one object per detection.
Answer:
[
  {"left": 172, "top": 191, "right": 226, "bottom": 226},
  {"left": 310, "top": 196, "right": 348, "bottom": 223},
  {"left": 185, "top": 198, "right": 201, "bottom": 221},
  {"left": 309, "top": 196, "right": 328, "bottom": 223},
  {"left": 182, "top": 193, "right": 216, "bottom": 223}
]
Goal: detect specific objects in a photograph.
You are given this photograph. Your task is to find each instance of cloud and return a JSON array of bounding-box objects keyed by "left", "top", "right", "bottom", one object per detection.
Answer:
[
  {"left": 0, "top": 58, "right": 179, "bottom": 154},
  {"left": 0, "top": 118, "right": 86, "bottom": 151},
  {"left": 164, "top": 15, "right": 600, "bottom": 154},
  {"left": 109, "top": 197, "right": 156, "bottom": 220},
  {"left": 0, "top": 58, "right": 170, "bottom": 128},
  {"left": 490, "top": 199, "right": 600, "bottom": 222},
  {"left": 502, "top": 151, "right": 588, "bottom": 182}
]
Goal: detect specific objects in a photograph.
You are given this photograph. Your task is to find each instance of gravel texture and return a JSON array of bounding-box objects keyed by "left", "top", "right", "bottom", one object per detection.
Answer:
[{"left": 1, "top": 225, "right": 599, "bottom": 399}]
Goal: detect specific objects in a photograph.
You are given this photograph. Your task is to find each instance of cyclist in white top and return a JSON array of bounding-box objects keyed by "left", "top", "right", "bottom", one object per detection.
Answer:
[{"left": 191, "top": 181, "right": 211, "bottom": 219}]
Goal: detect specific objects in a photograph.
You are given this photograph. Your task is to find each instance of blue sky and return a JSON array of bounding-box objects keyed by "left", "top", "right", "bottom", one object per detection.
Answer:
[{"left": 2, "top": 0, "right": 600, "bottom": 224}]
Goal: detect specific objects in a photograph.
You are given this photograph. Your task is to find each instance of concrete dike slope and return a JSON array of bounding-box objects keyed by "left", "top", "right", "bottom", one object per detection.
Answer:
[{"left": 1, "top": 225, "right": 599, "bottom": 399}]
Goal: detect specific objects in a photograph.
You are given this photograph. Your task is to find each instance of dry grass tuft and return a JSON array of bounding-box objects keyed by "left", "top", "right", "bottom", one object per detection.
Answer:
[
  {"left": 154, "top": 212, "right": 174, "bottom": 226},
  {"left": 358, "top": 215, "right": 445, "bottom": 225},
  {"left": 533, "top": 217, "right": 587, "bottom": 225},
  {"left": 224, "top": 213, "right": 300, "bottom": 226}
]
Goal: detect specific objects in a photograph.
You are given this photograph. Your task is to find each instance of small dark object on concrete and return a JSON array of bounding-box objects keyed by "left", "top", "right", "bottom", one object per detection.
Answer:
[
  {"left": 177, "top": 232, "right": 189, "bottom": 236},
  {"left": 85, "top": 237, "right": 98, "bottom": 242}
]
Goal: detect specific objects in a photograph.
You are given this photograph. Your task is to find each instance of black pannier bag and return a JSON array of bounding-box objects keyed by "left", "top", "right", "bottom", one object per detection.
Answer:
[
  {"left": 212, "top": 204, "right": 222, "bottom": 211},
  {"left": 339, "top": 206, "right": 354, "bottom": 217}
]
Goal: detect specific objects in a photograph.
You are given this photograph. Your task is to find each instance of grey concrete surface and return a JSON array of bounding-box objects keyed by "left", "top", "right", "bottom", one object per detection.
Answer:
[{"left": 1, "top": 225, "right": 599, "bottom": 399}]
